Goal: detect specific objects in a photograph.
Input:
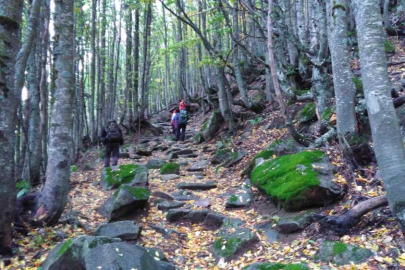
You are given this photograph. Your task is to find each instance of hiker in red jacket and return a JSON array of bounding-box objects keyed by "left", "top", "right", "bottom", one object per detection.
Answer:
[{"left": 179, "top": 99, "right": 187, "bottom": 111}]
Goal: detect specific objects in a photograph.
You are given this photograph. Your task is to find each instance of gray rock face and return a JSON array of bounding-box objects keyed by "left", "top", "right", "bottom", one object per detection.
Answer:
[
  {"left": 94, "top": 221, "right": 142, "bottom": 241},
  {"left": 83, "top": 163, "right": 97, "bottom": 171},
  {"left": 151, "top": 191, "right": 174, "bottom": 201},
  {"left": 161, "top": 174, "right": 180, "bottom": 181},
  {"left": 166, "top": 209, "right": 190, "bottom": 222},
  {"left": 177, "top": 181, "right": 218, "bottom": 190},
  {"left": 211, "top": 149, "right": 245, "bottom": 168},
  {"left": 158, "top": 200, "right": 185, "bottom": 211},
  {"left": 226, "top": 180, "right": 254, "bottom": 208},
  {"left": 41, "top": 236, "right": 120, "bottom": 270},
  {"left": 201, "top": 110, "right": 224, "bottom": 142},
  {"left": 166, "top": 209, "right": 210, "bottom": 223},
  {"left": 84, "top": 242, "right": 161, "bottom": 270},
  {"left": 101, "top": 186, "right": 150, "bottom": 222},
  {"left": 277, "top": 212, "right": 313, "bottom": 234},
  {"left": 203, "top": 212, "right": 227, "bottom": 228},
  {"left": 187, "top": 210, "right": 210, "bottom": 223},
  {"left": 146, "top": 158, "right": 165, "bottom": 169},
  {"left": 149, "top": 224, "right": 186, "bottom": 239},
  {"left": 171, "top": 190, "right": 200, "bottom": 201},
  {"left": 187, "top": 160, "right": 208, "bottom": 172},
  {"left": 314, "top": 241, "right": 373, "bottom": 266},
  {"left": 255, "top": 222, "right": 279, "bottom": 244}
]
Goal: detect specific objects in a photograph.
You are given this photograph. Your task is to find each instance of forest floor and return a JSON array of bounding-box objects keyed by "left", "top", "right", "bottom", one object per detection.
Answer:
[{"left": 4, "top": 106, "right": 405, "bottom": 270}]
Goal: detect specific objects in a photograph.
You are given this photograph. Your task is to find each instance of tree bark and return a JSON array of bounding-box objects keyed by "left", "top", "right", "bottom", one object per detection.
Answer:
[
  {"left": 353, "top": 0, "right": 405, "bottom": 233},
  {"left": 125, "top": 5, "right": 133, "bottom": 126},
  {"left": 133, "top": 7, "right": 140, "bottom": 120},
  {"left": 35, "top": 0, "right": 75, "bottom": 225},
  {"left": 90, "top": 0, "right": 97, "bottom": 143},
  {"left": 140, "top": 4, "right": 152, "bottom": 119}
]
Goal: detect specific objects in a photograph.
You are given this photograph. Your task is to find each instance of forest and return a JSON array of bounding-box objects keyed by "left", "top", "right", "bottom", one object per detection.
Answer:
[{"left": 2, "top": 0, "right": 405, "bottom": 268}]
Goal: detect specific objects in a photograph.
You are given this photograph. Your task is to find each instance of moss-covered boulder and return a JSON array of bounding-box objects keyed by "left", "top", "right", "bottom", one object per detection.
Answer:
[
  {"left": 200, "top": 110, "right": 224, "bottom": 142},
  {"left": 41, "top": 236, "right": 120, "bottom": 270},
  {"left": 314, "top": 241, "right": 373, "bottom": 266},
  {"left": 160, "top": 162, "right": 180, "bottom": 175},
  {"left": 300, "top": 102, "right": 317, "bottom": 123},
  {"left": 146, "top": 158, "right": 165, "bottom": 169},
  {"left": 211, "top": 148, "right": 245, "bottom": 168},
  {"left": 101, "top": 185, "right": 150, "bottom": 222},
  {"left": 212, "top": 218, "right": 258, "bottom": 260},
  {"left": 100, "top": 164, "right": 149, "bottom": 190},
  {"left": 243, "top": 262, "right": 310, "bottom": 270},
  {"left": 251, "top": 150, "right": 342, "bottom": 211}
]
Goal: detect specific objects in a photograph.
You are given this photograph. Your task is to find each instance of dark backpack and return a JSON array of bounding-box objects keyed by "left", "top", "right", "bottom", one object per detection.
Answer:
[
  {"left": 106, "top": 122, "right": 122, "bottom": 142},
  {"left": 179, "top": 110, "right": 188, "bottom": 125}
]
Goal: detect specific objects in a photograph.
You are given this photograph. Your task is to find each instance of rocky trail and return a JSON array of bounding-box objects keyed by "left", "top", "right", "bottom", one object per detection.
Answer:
[{"left": 6, "top": 113, "right": 405, "bottom": 270}]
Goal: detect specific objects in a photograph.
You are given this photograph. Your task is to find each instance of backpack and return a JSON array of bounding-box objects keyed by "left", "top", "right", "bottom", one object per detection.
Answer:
[
  {"left": 106, "top": 122, "right": 122, "bottom": 142},
  {"left": 179, "top": 110, "right": 188, "bottom": 125}
]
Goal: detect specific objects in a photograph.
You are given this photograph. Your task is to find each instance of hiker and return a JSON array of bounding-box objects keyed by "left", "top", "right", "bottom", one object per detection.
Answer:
[
  {"left": 177, "top": 108, "right": 188, "bottom": 141},
  {"left": 171, "top": 109, "right": 179, "bottom": 135},
  {"left": 100, "top": 119, "right": 124, "bottom": 168},
  {"left": 179, "top": 99, "right": 187, "bottom": 111}
]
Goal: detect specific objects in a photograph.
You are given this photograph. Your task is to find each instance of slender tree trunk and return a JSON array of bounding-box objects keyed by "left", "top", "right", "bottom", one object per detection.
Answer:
[
  {"left": 90, "top": 0, "right": 97, "bottom": 143},
  {"left": 163, "top": 7, "right": 170, "bottom": 109},
  {"left": 98, "top": 0, "right": 107, "bottom": 134},
  {"left": 353, "top": 0, "right": 405, "bottom": 232},
  {"left": 35, "top": 0, "right": 75, "bottom": 225},
  {"left": 140, "top": 4, "right": 152, "bottom": 118},
  {"left": 105, "top": 6, "right": 116, "bottom": 122},
  {"left": 125, "top": 5, "right": 133, "bottom": 126},
  {"left": 0, "top": 0, "right": 23, "bottom": 254},
  {"left": 133, "top": 7, "right": 140, "bottom": 120}
]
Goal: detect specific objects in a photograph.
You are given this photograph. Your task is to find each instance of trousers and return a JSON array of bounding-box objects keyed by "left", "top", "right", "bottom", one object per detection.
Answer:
[{"left": 105, "top": 143, "right": 120, "bottom": 167}]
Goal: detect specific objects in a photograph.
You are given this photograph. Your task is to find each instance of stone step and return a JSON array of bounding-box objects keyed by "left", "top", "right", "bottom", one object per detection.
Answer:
[{"left": 177, "top": 181, "right": 218, "bottom": 191}]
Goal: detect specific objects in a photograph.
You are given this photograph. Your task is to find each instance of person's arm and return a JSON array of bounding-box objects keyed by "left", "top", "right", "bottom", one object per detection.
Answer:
[
  {"left": 99, "top": 128, "right": 106, "bottom": 145},
  {"left": 119, "top": 128, "right": 124, "bottom": 145}
]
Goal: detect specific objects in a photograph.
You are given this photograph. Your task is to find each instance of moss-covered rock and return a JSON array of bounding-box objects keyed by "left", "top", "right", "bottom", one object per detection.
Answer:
[
  {"left": 243, "top": 262, "right": 310, "bottom": 270},
  {"left": 160, "top": 162, "right": 180, "bottom": 175},
  {"left": 41, "top": 236, "right": 120, "bottom": 270},
  {"left": 251, "top": 150, "right": 342, "bottom": 211},
  {"left": 300, "top": 102, "right": 317, "bottom": 124},
  {"left": 314, "top": 241, "right": 373, "bottom": 266},
  {"left": 211, "top": 148, "right": 245, "bottom": 168},
  {"left": 201, "top": 110, "right": 224, "bottom": 142},
  {"left": 146, "top": 158, "right": 165, "bottom": 169},
  {"left": 100, "top": 164, "right": 148, "bottom": 190}
]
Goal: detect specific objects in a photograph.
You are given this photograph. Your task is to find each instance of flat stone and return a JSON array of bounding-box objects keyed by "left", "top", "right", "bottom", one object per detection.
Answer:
[
  {"left": 255, "top": 222, "right": 279, "bottom": 244},
  {"left": 166, "top": 209, "right": 191, "bottom": 222},
  {"left": 187, "top": 160, "right": 208, "bottom": 172},
  {"left": 94, "top": 221, "right": 141, "bottom": 241},
  {"left": 314, "top": 241, "right": 373, "bottom": 266},
  {"left": 225, "top": 180, "right": 254, "bottom": 208},
  {"left": 171, "top": 190, "right": 200, "bottom": 201},
  {"left": 177, "top": 181, "right": 218, "bottom": 190},
  {"left": 158, "top": 201, "right": 185, "bottom": 211},
  {"left": 179, "top": 154, "right": 199, "bottom": 158},
  {"left": 194, "top": 198, "right": 211, "bottom": 208},
  {"left": 119, "top": 152, "right": 130, "bottom": 158},
  {"left": 149, "top": 224, "right": 186, "bottom": 239},
  {"left": 161, "top": 174, "right": 180, "bottom": 181},
  {"left": 173, "top": 149, "right": 194, "bottom": 155},
  {"left": 277, "top": 212, "right": 313, "bottom": 234},
  {"left": 203, "top": 212, "right": 227, "bottom": 228},
  {"left": 151, "top": 191, "right": 174, "bottom": 201},
  {"left": 146, "top": 158, "right": 165, "bottom": 169},
  {"left": 187, "top": 210, "right": 210, "bottom": 223},
  {"left": 129, "top": 154, "right": 142, "bottom": 159}
]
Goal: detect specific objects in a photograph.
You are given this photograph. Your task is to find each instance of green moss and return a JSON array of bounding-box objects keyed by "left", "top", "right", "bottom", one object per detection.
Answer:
[
  {"left": 229, "top": 195, "right": 238, "bottom": 203},
  {"left": 352, "top": 77, "right": 363, "bottom": 94},
  {"left": 243, "top": 263, "right": 309, "bottom": 270},
  {"left": 58, "top": 238, "right": 73, "bottom": 256},
  {"left": 384, "top": 40, "right": 395, "bottom": 53},
  {"left": 104, "top": 164, "right": 144, "bottom": 188},
  {"left": 251, "top": 150, "right": 324, "bottom": 202},
  {"left": 321, "top": 107, "right": 332, "bottom": 121},
  {"left": 332, "top": 242, "right": 348, "bottom": 255},
  {"left": 160, "top": 162, "right": 180, "bottom": 175},
  {"left": 201, "top": 120, "right": 209, "bottom": 131},
  {"left": 300, "top": 103, "right": 316, "bottom": 123},
  {"left": 213, "top": 236, "right": 242, "bottom": 258},
  {"left": 70, "top": 165, "right": 78, "bottom": 172},
  {"left": 114, "top": 186, "right": 150, "bottom": 200},
  {"left": 332, "top": 3, "right": 346, "bottom": 12},
  {"left": 99, "top": 148, "right": 106, "bottom": 159}
]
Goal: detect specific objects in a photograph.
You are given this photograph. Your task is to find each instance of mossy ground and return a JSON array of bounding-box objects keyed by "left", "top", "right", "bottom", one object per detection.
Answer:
[
  {"left": 213, "top": 236, "right": 242, "bottom": 258},
  {"left": 332, "top": 242, "right": 348, "bottom": 255},
  {"left": 160, "top": 162, "right": 180, "bottom": 174},
  {"left": 114, "top": 185, "right": 150, "bottom": 200},
  {"left": 251, "top": 150, "right": 324, "bottom": 202}
]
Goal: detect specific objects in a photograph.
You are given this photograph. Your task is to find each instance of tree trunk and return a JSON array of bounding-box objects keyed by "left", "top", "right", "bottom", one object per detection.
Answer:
[
  {"left": 125, "top": 5, "right": 133, "bottom": 126},
  {"left": 90, "top": 0, "right": 97, "bottom": 143},
  {"left": 35, "top": 0, "right": 75, "bottom": 225},
  {"left": 133, "top": 7, "right": 140, "bottom": 120},
  {"left": 326, "top": 0, "right": 357, "bottom": 141},
  {"left": 353, "top": 0, "right": 405, "bottom": 233},
  {"left": 0, "top": 0, "right": 23, "bottom": 255},
  {"left": 140, "top": 4, "right": 152, "bottom": 119}
]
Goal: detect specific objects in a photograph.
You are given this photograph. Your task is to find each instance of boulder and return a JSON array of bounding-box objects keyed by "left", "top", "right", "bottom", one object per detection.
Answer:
[
  {"left": 226, "top": 180, "right": 254, "bottom": 208},
  {"left": 166, "top": 209, "right": 210, "bottom": 223},
  {"left": 160, "top": 162, "right": 180, "bottom": 175},
  {"left": 254, "top": 222, "right": 279, "bottom": 244},
  {"left": 94, "top": 221, "right": 142, "bottom": 241},
  {"left": 201, "top": 110, "right": 224, "bottom": 142},
  {"left": 314, "top": 241, "right": 373, "bottom": 266},
  {"left": 158, "top": 200, "right": 185, "bottom": 211},
  {"left": 146, "top": 158, "right": 165, "bottom": 169},
  {"left": 84, "top": 242, "right": 162, "bottom": 270},
  {"left": 101, "top": 186, "right": 150, "bottom": 221},
  {"left": 203, "top": 212, "right": 227, "bottom": 228},
  {"left": 251, "top": 150, "right": 342, "bottom": 211},
  {"left": 171, "top": 190, "right": 200, "bottom": 201},
  {"left": 177, "top": 181, "right": 218, "bottom": 190},
  {"left": 299, "top": 102, "right": 317, "bottom": 124},
  {"left": 187, "top": 160, "right": 208, "bottom": 172},
  {"left": 166, "top": 209, "right": 190, "bottom": 222},
  {"left": 211, "top": 148, "right": 245, "bottom": 168},
  {"left": 41, "top": 236, "right": 120, "bottom": 270},
  {"left": 243, "top": 263, "right": 310, "bottom": 270},
  {"left": 277, "top": 212, "right": 313, "bottom": 234},
  {"left": 100, "top": 164, "right": 148, "bottom": 190}
]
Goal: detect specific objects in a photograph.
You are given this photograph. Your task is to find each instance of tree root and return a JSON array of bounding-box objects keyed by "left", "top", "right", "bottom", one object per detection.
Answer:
[{"left": 313, "top": 196, "right": 388, "bottom": 234}]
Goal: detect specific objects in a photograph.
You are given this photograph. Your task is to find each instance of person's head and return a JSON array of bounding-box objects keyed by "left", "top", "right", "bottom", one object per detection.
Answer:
[
  {"left": 181, "top": 99, "right": 185, "bottom": 103},
  {"left": 173, "top": 109, "right": 177, "bottom": 113}
]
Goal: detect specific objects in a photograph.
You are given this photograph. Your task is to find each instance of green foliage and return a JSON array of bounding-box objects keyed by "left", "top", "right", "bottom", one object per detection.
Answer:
[
  {"left": 16, "top": 180, "right": 31, "bottom": 198},
  {"left": 58, "top": 239, "right": 73, "bottom": 255},
  {"left": 352, "top": 77, "right": 363, "bottom": 95},
  {"left": 104, "top": 164, "right": 145, "bottom": 188},
  {"left": 248, "top": 117, "right": 263, "bottom": 126},
  {"left": 114, "top": 186, "right": 150, "bottom": 200},
  {"left": 300, "top": 103, "right": 316, "bottom": 123},
  {"left": 384, "top": 40, "right": 395, "bottom": 53},
  {"left": 251, "top": 151, "right": 324, "bottom": 201},
  {"left": 322, "top": 107, "right": 333, "bottom": 121},
  {"left": 70, "top": 165, "right": 78, "bottom": 172},
  {"left": 160, "top": 162, "right": 180, "bottom": 175}
]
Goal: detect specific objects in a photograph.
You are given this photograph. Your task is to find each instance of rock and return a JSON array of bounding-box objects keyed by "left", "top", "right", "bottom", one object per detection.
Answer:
[
  {"left": 149, "top": 224, "right": 186, "bottom": 239},
  {"left": 41, "top": 236, "right": 120, "bottom": 270},
  {"left": 166, "top": 209, "right": 191, "bottom": 222},
  {"left": 158, "top": 200, "right": 185, "bottom": 211},
  {"left": 211, "top": 148, "right": 245, "bottom": 168},
  {"left": 277, "top": 212, "right": 313, "bottom": 234},
  {"left": 171, "top": 190, "right": 200, "bottom": 201},
  {"left": 187, "top": 210, "right": 210, "bottom": 223},
  {"left": 83, "top": 163, "right": 97, "bottom": 171},
  {"left": 129, "top": 154, "right": 142, "bottom": 160},
  {"left": 203, "top": 212, "right": 227, "bottom": 228},
  {"left": 94, "top": 221, "right": 141, "bottom": 241},
  {"left": 194, "top": 198, "right": 211, "bottom": 208},
  {"left": 187, "top": 160, "right": 208, "bottom": 172},
  {"left": 225, "top": 180, "right": 254, "bottom": 208},
  {"left": 151, "top": 191, "right": 174, "bottom": 201},
  {"left": 314, "top": 241, "right": 373, "bottom": 266},
  {"left": 172, "top": 149, "right": 194, "bottom": 156},
  {"left": 146, "top": 158, "right": 165, "bottom": 169},
  {"left": 178, "top": 153, "right": 198, "bottom": 158},
  {"left": 119, "top": 152, "right": 130, "bottom": 158},
  {"left": 255, "top": 222, "right": 279, "bottom": 244},
  {"left": 251, "top": 150, "right": 342, "bottom": 211},
  {"left": 101, "top": 186, "right": 150, "bottom": 222},
  {"left": 177, "top": 181, "right": 218, "bottom": 190},
  {"left": 84, "top": 242, "right": 161, "bottom": 270},
  {"left": 161, "top": 174, "right": 180, "bottom": 181},
  {"left": 299, "top": 102, "right": 317, "bottom": 123},
  {"left": 160, "top": 162, "right": 180, "bottom": 175},
  {"left": 244, "top": 263, "right": 310, "bottom": 270},
  {"left": 100, "top": 164, "right": 149, "bottom": 190},
  {"left": 201, "top": 110, "right": 224, "bottom": 142}
]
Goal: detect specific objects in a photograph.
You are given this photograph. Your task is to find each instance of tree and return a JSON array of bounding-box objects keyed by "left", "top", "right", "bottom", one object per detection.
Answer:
[
  {"left": 353, "top": 0, "right": 405, "bottom": 232},
  {"left": 35, "top": 0, "right": 75, "bottom": 225}
]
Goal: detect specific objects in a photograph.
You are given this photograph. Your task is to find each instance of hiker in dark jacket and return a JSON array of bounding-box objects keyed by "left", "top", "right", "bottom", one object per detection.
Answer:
[
  {"left": 100, "top": 119, "right": 124, "bottom": 168},
  {"left": 176, "top": 109, "right": 188, "bottom": 141}
]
